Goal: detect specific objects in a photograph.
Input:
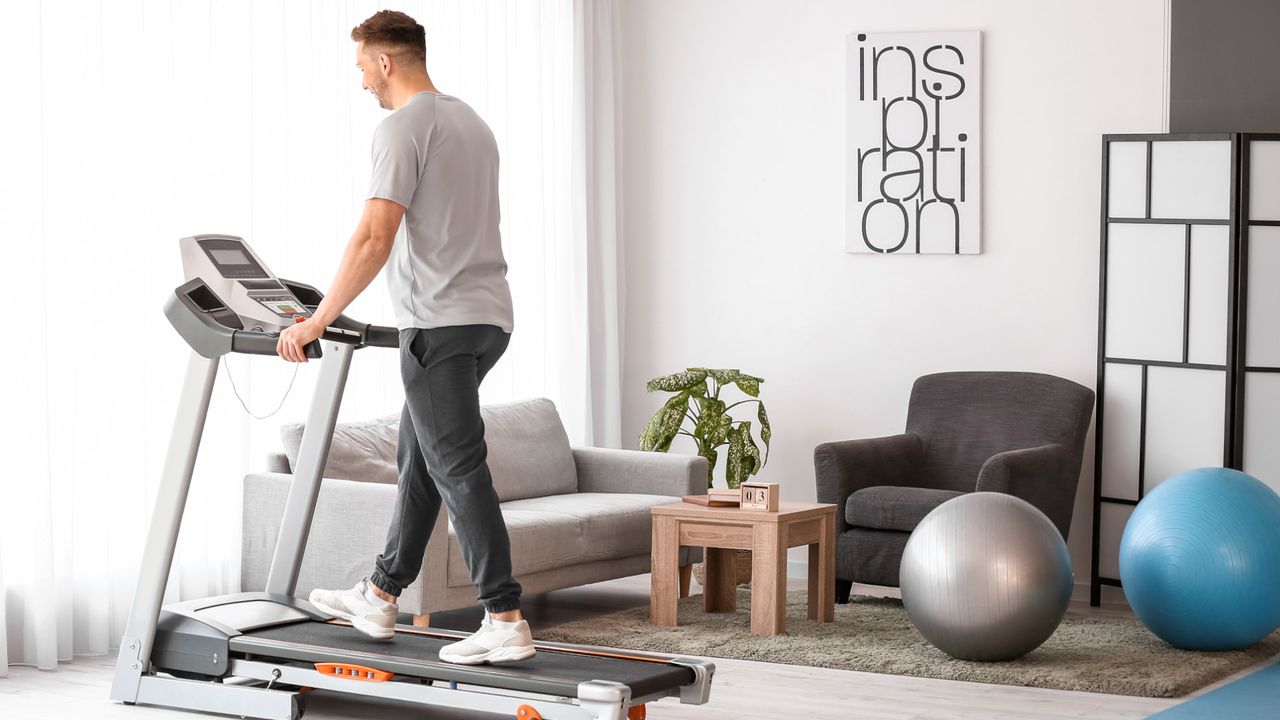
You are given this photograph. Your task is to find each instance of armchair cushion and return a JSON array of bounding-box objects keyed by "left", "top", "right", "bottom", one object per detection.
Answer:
[
  {"left": 445, "top": 492, "right": 678, "bottom": 586},
  {"left": 846, "top": 486, "right": 965, "bottom": 532},
  {"left": 814, "top": 433, "right": 924, "bottom": 533}
]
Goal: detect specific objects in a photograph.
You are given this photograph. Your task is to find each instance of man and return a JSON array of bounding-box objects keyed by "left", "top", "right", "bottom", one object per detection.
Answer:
[{"left": 275, "top": 10, "right": 534, "bottom": 666}]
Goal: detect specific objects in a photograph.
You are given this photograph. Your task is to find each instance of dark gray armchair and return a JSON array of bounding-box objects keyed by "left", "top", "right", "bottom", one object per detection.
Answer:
[{"left": 814, "top": 371, "right": 1095, "bottom": 602}]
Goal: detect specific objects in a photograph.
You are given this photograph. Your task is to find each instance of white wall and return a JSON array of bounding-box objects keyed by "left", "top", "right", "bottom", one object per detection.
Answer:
[{"left": 618, "top": 0, "right": 1168, "bottom": 585}]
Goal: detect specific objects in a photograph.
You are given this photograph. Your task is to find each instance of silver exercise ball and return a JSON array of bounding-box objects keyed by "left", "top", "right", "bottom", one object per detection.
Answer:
[{"left": 899, "top": 492, "right": 1073, "bottom": 661}]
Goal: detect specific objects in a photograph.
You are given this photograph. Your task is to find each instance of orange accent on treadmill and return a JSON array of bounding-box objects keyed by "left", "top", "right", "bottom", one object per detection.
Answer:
[
  {"left": 628, "top": 705, "right": 647, "bottom": 720},
  {"left": 313, "top": 662, "right": 393, "bottom": 682},
  {"left": 516, "top": 704, "right": 544, "bottom": 720}
]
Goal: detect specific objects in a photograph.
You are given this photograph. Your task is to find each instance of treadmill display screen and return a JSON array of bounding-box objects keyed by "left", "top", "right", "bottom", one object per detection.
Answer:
[
  {"left": 211, "top": 248, "right": 252, "bottom": 266},
  {"left": 199, "top": 238, "right": 269, "bottom": 279}
]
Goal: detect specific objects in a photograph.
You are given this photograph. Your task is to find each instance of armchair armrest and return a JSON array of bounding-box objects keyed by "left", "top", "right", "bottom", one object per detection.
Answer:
[
  {"left": 571, "top": 447, "right": 708, "bottom": 497},
  {"left": 814, "top": 433, "right": 924, "bottom": 533},
  {"left": 975, "top": 443, "right": 1077, "bottom": 538}
]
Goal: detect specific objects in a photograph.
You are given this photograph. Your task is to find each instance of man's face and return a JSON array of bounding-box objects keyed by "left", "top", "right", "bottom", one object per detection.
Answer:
[{"left": 356, "top": 43, "right": 391, "bottom": 109}]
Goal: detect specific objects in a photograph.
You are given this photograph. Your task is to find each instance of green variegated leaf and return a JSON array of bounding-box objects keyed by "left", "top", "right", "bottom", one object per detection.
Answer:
[
  {"left": 655, "top": 392, "right": 690, "bottom": 451},
  {"left": 639, "top": 391, "right": 690, "bottom": 452},
  {"left": 707, "top": 368, "right": 741, "bottom": 384},
  {"left": 741, "top": 420, "right": 762, "bottom": 477},
  {"left": 734, "top": 374, "right": 764, "bottom": 398},
  {"left": 725, "top": 424, "right": 746, "bottom": 488},
  {"left": 707, "top": 412, "right": 733, "bottom": 447},
  {"left": 638, "top": 410, "right": 664, "bottom": 450},
  {"left": 694, "top": 397, "right": 726, "bottom": 440},
  {"left": 757, "top": 403, "right": 771, "bottom": 464},
  {"left": 697, "top": 445, "right": 718, "bottom": 488},
  {"left": 646, "top": 368, "right": 708, "bottom": 393}
]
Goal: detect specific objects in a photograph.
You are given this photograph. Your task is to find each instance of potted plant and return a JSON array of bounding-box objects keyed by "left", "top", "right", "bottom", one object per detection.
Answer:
[{"left": 639, "top": 367, "right": 771, "bottom": 586}]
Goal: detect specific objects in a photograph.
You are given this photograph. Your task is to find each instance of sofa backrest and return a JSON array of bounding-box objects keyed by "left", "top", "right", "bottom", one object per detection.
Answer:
[{"left": 279, "top": 397, "right": 579, "bottom": 502}]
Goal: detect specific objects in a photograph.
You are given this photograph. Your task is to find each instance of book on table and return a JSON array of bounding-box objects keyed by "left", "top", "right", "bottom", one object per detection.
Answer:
[{"left": 683, "top": 487, "right": 741, "bottom": 507}]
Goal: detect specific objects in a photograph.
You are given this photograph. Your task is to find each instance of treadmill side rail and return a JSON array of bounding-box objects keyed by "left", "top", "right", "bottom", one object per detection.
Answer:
[
  {"left": 576, "top": 680, "right": 632, "bottom": 720},
  {"left": 670, "top": 657, "right": 715, "bottom": 705},
  {"left": 135, "top": 675, "right": 301, "bottom": 720},
  {"left": 231, "top": 659, "right": 609, "bottom": 720}
]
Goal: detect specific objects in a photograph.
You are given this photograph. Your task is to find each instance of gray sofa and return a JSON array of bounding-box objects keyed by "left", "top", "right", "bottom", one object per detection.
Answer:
[
  {"left": 815, "top": 371, "right": 1095, "bottom": 600},
  {"left": 242, "top": 398, "right": 705, "bottom": 621}
]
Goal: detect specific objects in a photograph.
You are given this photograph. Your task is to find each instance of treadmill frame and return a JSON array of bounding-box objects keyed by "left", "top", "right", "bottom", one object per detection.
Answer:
[{"left": 111, "top": 282, "right": 714, "bottom": 720}]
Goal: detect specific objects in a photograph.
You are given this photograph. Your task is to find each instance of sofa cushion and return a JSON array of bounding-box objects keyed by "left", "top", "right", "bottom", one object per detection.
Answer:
[
  {"left": 481, "top": 398, "right": 578, "bottom": 502},
  {"left": 846, "top": 486, "right": 966, "bottom": 532},
  {"left": 446, "top": 493, "right": 671, "bottom": 586},
  {"left": 280, "top": 412, "right": 400, "bottom": 484},
  {"left": 279, "top": 398, "right": 577, "bottom": 501}
]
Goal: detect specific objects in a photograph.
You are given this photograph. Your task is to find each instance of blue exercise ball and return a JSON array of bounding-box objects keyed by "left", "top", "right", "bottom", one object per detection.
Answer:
[{"left": 1119, "top": 467, "right": 1280, "bottom": 651}]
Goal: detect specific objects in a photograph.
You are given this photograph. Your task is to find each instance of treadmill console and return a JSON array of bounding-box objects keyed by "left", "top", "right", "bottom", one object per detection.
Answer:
[{"left": 179, "top": 234, "right": 311, "bottom": 332}]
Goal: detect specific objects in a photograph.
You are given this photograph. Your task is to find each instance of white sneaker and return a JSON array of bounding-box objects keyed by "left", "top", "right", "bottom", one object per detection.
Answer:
[
  {"left": 308, "top": 579, "right": 397, "bottom": 640},
  {"left": 439, "top": 613, "right": 537, "bottom": 665}
]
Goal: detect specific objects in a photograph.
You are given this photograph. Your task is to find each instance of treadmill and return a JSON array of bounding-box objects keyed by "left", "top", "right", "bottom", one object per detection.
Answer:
[{"left": 109, "top": 235, "right": 714, "bottom": 720}]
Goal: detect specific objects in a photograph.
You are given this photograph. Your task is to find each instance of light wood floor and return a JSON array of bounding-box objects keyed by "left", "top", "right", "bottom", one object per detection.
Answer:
[{"left": 1, "top": 574, "right": 1270, "bottom": 720}]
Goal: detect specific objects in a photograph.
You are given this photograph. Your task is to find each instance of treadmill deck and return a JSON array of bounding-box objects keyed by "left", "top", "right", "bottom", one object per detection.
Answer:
[{"left": 231, "top": 620, "right": 695, "bottom": 699}]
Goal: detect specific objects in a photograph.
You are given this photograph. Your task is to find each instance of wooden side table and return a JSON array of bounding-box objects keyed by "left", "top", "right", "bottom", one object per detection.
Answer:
[{"left": 650, "top": 501, "right": 836, "bottom": 636}]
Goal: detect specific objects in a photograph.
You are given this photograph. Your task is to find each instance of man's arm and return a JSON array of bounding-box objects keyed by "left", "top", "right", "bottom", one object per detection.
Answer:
[{"left": 276, "top": 198, "right": 405, "bottom": 362}]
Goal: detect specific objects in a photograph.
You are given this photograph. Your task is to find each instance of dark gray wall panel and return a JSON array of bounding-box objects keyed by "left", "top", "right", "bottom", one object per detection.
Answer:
[{"left": 1170, "top": 0, "right": 1280, "bottom": 133}]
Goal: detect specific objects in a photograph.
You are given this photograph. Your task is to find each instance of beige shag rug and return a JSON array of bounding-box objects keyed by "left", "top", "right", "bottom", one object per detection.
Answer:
[{"left": 535, "top": 590, "right": 1280, "bottom": 697}]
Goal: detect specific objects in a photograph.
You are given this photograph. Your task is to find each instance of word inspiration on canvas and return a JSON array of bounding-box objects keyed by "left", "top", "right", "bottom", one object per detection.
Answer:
[{"left": 848, "top": 32, "right": 980, "bottom": 254}]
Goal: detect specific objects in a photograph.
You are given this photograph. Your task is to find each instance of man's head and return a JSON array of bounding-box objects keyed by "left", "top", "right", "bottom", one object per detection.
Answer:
[{"left": 351, "top": 10, "right": 428, "bottom": 110}]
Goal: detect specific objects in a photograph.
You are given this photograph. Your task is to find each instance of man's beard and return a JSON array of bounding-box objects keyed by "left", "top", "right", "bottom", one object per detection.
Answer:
[{"left": 371, "top": 76, "right": 391, "bottom": 109}]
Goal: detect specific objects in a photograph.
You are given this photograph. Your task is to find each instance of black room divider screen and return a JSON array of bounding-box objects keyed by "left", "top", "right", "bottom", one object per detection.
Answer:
[{"left": 1092, "top": 132, "right": 1280, "bottom": 606}]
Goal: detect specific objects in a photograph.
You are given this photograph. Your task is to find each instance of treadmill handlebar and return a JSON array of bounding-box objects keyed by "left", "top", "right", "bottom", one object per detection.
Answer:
[
  {"left": 278, "top": 278, "right": 399, "bottom": 350},
  {"left": 362, "top": 324, "right": 400, "bottom": 348},
  {"left": 231, "top": 330, "right": 323, "bottom": 358},
  {"left": 167, "top": 278, "right": 400, "bottom": 359}
]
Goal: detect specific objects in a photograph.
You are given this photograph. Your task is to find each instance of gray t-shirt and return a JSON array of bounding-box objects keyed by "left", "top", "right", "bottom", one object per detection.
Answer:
[{"left": 368, "top": 92, "right": 514, "bottom": 332}]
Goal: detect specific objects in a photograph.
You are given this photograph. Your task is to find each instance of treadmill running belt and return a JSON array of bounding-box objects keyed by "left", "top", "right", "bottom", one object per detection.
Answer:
[{"left": 232, "top": 621, "right": 694, "bottom": 700}]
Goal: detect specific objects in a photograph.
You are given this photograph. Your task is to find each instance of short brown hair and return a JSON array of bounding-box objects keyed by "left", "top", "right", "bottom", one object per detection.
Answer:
[{"left": 351, "top": 10, "right": 426, "bottom": 65}]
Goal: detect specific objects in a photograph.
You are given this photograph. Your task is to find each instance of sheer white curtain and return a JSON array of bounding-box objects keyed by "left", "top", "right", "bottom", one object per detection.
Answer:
[
  {"left": 0, "top": 0, "right": 622, "bottom": 672},
  {"left": 575, "top": 0, "right": 625, "bottom": 449}
]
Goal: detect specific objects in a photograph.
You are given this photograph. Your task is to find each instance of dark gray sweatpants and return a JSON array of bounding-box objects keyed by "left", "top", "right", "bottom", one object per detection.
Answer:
[{"left": 370, "top": 324, "right": 522, "bottom": 614}]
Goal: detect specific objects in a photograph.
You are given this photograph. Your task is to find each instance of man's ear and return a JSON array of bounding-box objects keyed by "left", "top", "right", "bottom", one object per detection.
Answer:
[{"left": 379, "top": 52, "right": 391, "bottom": 75}]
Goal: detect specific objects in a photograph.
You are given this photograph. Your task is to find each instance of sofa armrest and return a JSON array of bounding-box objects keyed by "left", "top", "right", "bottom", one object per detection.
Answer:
[
  {"left": 975, "top": 443, "right": 1078, "bottom": 539},
  {"left": 814, "top": 433, "right": 924, "bottom": 533},
  {"left": 572, "top": 447, "right": 707, "bottom": 497}
]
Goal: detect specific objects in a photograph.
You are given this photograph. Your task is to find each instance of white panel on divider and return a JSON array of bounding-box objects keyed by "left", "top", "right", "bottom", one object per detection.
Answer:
[
  {"left": 1108, "top": 142, "right": 1148, "bottom": 219},
  {"left": 1105, "top": 223, "right": 1186, "bottom": 361},
  {"left": 1187, "top": 225, "right": 1230, "bottom": 366},
  {"left": 1249, "top": 141, "right": 1280, "bottom": 221},
  {"left": 1150, "top": 141, "right": 1231, "bottom": 220},
  {"left": 1246, "top": 226, "right": 1280, "bottom": 367},
  {"left": 1144, "top": 366, "right": 1226, "bottom": 490},
  {"left": 1243, "top": 372, "right": 1280, "bottom": 496},
  {"left": 1101, "top": 363, "right": 1143, "bottom": 501},
  {"left": 1098, "top": 502, "right": 1135, "bottom": 581}
]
